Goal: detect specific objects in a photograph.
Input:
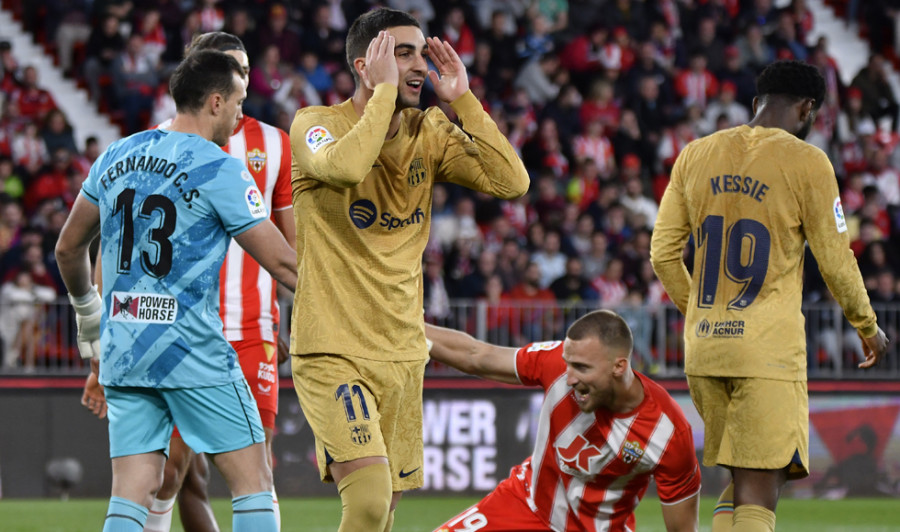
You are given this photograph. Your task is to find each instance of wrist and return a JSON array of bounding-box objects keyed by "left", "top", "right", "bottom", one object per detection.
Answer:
[{"left": 69, "top": 285, "right": 101, "bottom": 316}]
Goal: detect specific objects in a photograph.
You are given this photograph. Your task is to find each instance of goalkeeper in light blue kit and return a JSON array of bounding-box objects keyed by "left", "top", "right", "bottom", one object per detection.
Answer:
[{"left": 55, "top": 50, "right": 296, "bottom": 532}]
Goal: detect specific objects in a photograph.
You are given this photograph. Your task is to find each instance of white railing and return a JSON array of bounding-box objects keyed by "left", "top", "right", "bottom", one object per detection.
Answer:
[{"left": 2, "top": 299, "right": 898, "bottom": 378}]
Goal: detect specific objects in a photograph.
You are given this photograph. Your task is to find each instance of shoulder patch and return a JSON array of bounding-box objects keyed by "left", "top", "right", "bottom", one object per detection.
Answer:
[
  {"left": 306, "top": 126, "right": 335, "bottom": 154},
  {"left": 245, "top": 186, "right": 267, "bottom": 219},
  {"left": 833, "top": 196, "right": 847, "bottom": 233},
  {"left": 527, "top": 341, "right": 562, "bottom": 352}
]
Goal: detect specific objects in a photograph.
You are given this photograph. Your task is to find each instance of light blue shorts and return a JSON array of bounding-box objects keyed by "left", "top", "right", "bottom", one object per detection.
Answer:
[{"left": 105, "top": 379, "right": 265, "bottom": 458}]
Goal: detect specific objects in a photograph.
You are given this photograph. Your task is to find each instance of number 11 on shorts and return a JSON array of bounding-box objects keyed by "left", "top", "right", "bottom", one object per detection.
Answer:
[{"left": 335, "top": 383, "right": 370, "bottom": 422}]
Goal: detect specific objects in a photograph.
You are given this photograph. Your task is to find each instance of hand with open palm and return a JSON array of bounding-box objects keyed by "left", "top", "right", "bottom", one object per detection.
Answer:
[{"left": 426, "top": 37, "right": 469, "bottom": 103}]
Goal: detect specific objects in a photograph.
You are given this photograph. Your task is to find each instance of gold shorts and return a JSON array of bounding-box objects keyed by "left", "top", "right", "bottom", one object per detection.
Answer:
[
  {"left": 292, "top": 354, "right": 426, "bottom": 491},
  {"left": 687, "top": 376, "right": 809, "bottom": 480}
]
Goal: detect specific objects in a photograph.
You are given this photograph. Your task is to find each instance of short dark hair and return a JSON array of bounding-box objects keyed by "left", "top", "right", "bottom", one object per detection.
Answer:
[
  {"left": 345, "top": 8, "right": 420, "bottom": 84},
  {"left": 187, "top": 31, "right": 246, "bottom": 56},
  {"left": 566, "top": 310, "right": 633, "bottom": 354},
  {"left": 756, "top": 60, "right": 826, "bottom": 110},
  {"left": 170, "top": 50, "right": 243, "bottom": 113}
]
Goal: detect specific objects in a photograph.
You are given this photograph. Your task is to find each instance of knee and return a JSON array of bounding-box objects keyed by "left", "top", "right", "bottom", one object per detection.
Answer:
[{"left": 338, "top": 463, "right": 392, "bottom": 524}]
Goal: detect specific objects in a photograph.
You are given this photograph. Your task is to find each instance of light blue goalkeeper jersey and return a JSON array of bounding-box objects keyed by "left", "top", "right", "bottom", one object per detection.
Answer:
[{"left": 81, "top": 129, "right": 268, "bottom": 388}]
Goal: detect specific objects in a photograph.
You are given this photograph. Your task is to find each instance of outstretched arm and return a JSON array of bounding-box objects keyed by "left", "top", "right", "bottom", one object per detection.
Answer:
[
  {"left": 234, "top": 220, "right": 297, "bottom": 291},
  {"left": 425, "top": 323, "right": 519, "bottom": 384}
]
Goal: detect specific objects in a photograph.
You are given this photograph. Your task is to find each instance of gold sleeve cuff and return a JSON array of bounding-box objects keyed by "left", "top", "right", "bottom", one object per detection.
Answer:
[{"left": 449, "top": 90, "right": 481, "bottom": 116}]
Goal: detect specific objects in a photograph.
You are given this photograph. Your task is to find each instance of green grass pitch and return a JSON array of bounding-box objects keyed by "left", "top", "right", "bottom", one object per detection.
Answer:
[{"left": 0, "top": 496, "right": 898, "bottom": 531}]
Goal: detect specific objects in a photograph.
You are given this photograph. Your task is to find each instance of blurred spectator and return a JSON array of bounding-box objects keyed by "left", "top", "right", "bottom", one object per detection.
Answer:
[
  {"left": 532, "top": 174, "right": 567, "bottom": 227},
  {"left": 838, "top": 88, "right": 877, "bottom": 174},
  {"left": 223, "top": 8, "right": 259, "bottom": 66},
  {"left": 566, "top": 158, "right": 602, "bottom": 211},
  {"left": 592, "top": 256, "right": 628, "bottom": 306},
  {"left": 674, "top": 52, "right": 719, "bottom": 110},
  {"left": 112, "top": 33, "right": 158, "bottom": 134},
  {"left": 528, "top": 0, "right": 569, "bottom": 35},
  {"left": 423, "top": 254, "right": 452, "bottom": 321},
  {"left": 549, "top": 256, "right": 597, "bottom": 303},
  {"left": 458, "top": 250, "right": 499, "bottom": 299},
  {"left": 298, "top": 50, "right": 333, "bottom": 95},
  {"left": 768, "top": 10, "right": 808, "bottom": 62},
  {"left": 631, "top": 76, "right": 668, "bottom": 147},
  {"left": 862, "top": 148, "right": 900, "bottom": 206},
  {"left": 627, "top": 41, "right": 674, "bottom": 104},
  {"left": 738, "top": 0, "right": 779, "bottom": 35},
  {"left": 851, "top": 54, "right": 899, "bottom": 132},
  {"left": 0, "top": 201, "right": 24, "bottom": 257},
  {"left": 602, "top": 0, "right": 648, "bottom": 41},
  {"left": 506, "top": 261, "right": 559, "bottom": 343},
  {"left": 472, "top": 273, "right": 520, "bottom": 345},
  {"left": 12, "top": 119, "right": 49, "bottom": 176},
  {"left": 514, "top": 52, "right": 561, "bottom": 106},
  {"left": 24, "top": 148, "right": 73, "bottom": 214},
  {"left": 717, "top": 44, "right": 761, "bottom": 109},
  {"left": 620, "top": 176, "right": 659, "bottom": 229},
  {"left": 581, "top": 230, "right": 609, "bottom": 280},
  {"left": 613, "top": 109, "right": 655, "bottom": 171},
  {"left": 441, "top": 7, "right": 476, "bottom": 67},
  {"left": 540, "top": 84, "right": 582, "bottom": 148},
  {"left": 734, "top": 23, "right": 774, "bottom": 74},
  {"left": 302, "top": 4, "right": 347, "bottom": 68},
  {"left": 258, "top": 3, "right": 302, "bottom": 69},
  {"left": 573, "top": 118, "right": 616, "bottom": 176},
  {"left": 389, "top": 1, "right": 435, "bottom": 37},
  {"left": 198, "top": 0, "right": 225, "bottom": 33},
  {"left": 687, "top": 17, "right": 727, "bottom": 73},
  {"left": 0, "top": 156, "right": 25, "bottom": 200},
  {"left": 658, "top": 118, "right": 697, "bottom": 174},
  {"left": 40, "top": 109, "right": 78, "bottom": 156},
  {"left": 248, "top": 44, "right": 286, "bottom": 124},
  {"left": 0, "top": 270, "right": 56, "bottom": 370},
  {"left": 324, "top": 69, "right": 355, "bottom": 106},
  {"left": 702, "top": 81, "right": 749, "bottom": 133},
  {"left": 841, "top": 171, "right": 867, "bottom": 214},
  {"left": 10, "top": 66, "right": 57, "bottom": 122},
  {"left": 517, "top": 13, "right": 555, "bottom": 64},
  {"left": 54, "top": 7, "right": 91, "bottom": 76},
  {"left": 275, "top": 72, "right": 322, "bottom": 116},
  {"left": 82, "top": 15, "right": 125, "bottom": 104},
  {"left": 483, "top": 10, "right": 521, "bottom": 92},
  {"left": 559, "top": 24, "right": 607, "bottom": 90},
  {"left": 579, "top": 79, "right": 620, "bottom": 134},
  {"left": 0, "top": 41, "right": 20, "bottom": 95},
  {"left": 136, "top": 8, "right": 167, "bottom": 69},
  {"left": 531, "top": 229, "right": 567, "bottom": 288}
]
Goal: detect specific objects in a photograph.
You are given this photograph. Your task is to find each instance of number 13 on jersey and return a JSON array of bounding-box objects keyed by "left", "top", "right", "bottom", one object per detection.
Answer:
[{"left": 696, "top": 215, "right": 771, "bottom": 310}]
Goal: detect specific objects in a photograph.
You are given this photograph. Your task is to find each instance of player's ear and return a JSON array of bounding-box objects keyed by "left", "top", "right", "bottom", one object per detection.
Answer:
[
  {"left": 353, "top": 57, "right": 366, "bottom": 83},
  {"left": 799, "top": 98, "right": 815, "bottom": 122},
  {"left": 751, "top": 96, "right": 759, "bottom": 116}
]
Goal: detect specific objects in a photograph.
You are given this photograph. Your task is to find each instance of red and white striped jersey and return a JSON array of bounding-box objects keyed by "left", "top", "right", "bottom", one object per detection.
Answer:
[
  {"left": 219, "top": 116, "right": 293, "bottom": 342},
  {"left": 512, "top": 341, "right": 701, "bottom": 532}
]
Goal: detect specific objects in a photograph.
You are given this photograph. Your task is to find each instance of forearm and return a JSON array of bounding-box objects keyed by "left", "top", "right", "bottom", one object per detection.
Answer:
[
  {"left": 425, "top": 323, "right": 519, "bottom": 384},
  {"left": 446, "top": 91, "right": 530, "bottom": 199},
  {"left": 57, "top": 240, "right": 95, "bottom": 298},
  {"left": 292, "top": 84, "right": 396, "bottom": 188}
]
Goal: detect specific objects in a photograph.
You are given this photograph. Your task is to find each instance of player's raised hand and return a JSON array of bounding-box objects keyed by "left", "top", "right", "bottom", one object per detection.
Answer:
[
  {"left": 858, "top": 327, "right": 889, "bottom": 368},
  {"left": 425, "top": 37, "right": 469, "bottom": 103},
  {"left": 362, "top": 30, "right": 399, "bottom": 90}
]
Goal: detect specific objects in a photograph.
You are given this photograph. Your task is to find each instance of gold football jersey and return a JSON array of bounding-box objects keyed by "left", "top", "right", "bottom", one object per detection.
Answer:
[
  {"left": 651, "top": 125, "right": 877, "bottom": 380},
  {"left": 289, "top": 84, "right": 529, "bottom": 361}
]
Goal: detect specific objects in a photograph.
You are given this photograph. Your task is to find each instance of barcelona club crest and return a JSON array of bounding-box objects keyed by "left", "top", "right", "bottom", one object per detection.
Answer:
[
  {"left": 621, "top": 440, "right": 645, "bottom": 464},
  {"left": 407, "top": 157, "right": 426, "bottom": 187},
  {"left": 247, "top": 148, "right": 267, "bottom": 173},
  {"left": 350, "top": 424, "right": 372, "bottom": 445}
]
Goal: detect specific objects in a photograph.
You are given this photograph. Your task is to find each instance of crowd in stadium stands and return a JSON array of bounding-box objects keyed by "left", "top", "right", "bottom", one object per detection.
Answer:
[{"left": 1, "top": 0, "right": 900, "bottom": 370}]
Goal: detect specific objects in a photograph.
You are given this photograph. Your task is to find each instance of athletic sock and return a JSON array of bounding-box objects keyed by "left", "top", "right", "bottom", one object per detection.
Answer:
[
  {"left": 102, "top": 496, "right": 148, "bottom": 532},
  {"left": 712, "top": 482, "right": 734, "bottom": 532},
  {"left": 272, "top": 488, "right": 281, "bottom": 531},
  {"left": 336, "top": 463, "right": 392, "bottom": 532},
  {"left": 382, "top": 509, "right": 395, "bottom": 532},
  {"left": 232, "top": 491, "right": 277, "bottom": 531},
  {"left": 732, "top": 504, "right": 776, "bottom": 532},
  {"left": 143, "top": 495, "right": 175, "bottom": 532}
]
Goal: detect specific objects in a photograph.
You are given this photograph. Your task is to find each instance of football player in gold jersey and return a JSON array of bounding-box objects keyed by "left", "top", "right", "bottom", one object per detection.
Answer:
[
  {"left": 650, "top": 60, "right": 888, "bottom": 532},
  {"left": 288, "top": 8, "right": 529, "bottom": 532}
]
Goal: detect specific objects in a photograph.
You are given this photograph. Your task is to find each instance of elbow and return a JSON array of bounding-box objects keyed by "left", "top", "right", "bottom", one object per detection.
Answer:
[{"left": 498, "top": 169, "right": 531, "bottom": 199}]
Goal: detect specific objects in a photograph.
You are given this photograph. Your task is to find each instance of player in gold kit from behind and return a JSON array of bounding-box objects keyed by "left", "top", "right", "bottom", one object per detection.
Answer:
[{"left": 651, "top": 60, "right": 888, "bottom": 532}]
